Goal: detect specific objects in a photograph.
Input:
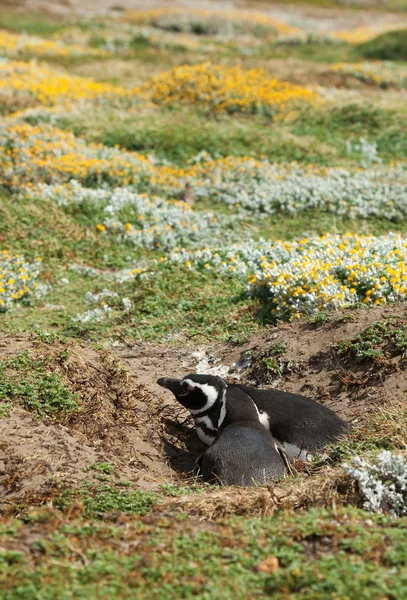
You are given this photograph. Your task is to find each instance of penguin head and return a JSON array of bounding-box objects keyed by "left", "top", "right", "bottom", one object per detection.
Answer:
[{"left": 157, "top": 374, "right": 227, "bottom": 413}]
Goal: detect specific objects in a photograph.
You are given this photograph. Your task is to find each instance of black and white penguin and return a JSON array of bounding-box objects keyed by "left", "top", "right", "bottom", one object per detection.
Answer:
[
  {"left": 200, "top": 386, "right": 286, "bottom": 486},
  {"left": 157, "top": 374, "right": 350, "bottom": 462}
]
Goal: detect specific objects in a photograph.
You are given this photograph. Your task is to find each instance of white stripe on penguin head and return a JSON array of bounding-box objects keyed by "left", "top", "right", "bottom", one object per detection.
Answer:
[{"left": 182, "top": 379, "right": 220, "bottom": 415}]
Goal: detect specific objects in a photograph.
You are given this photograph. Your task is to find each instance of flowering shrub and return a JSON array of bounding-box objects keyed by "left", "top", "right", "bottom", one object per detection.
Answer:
[
  {"left": 189, "top": 160, "right": 407, "bottom": 221},
  {"left": 274, "top": 33, "right": 343, "bottom": 46},
  {"left": 250, "top": 233, "right": 407, "bottom": 319},
  {"left": 23, "top": 181, "right": 230, "bottom": 250},
  {"left": 0, "top": 59, "right": 135, "bottom": 107},
  {"left": 0, "top": 250, "right": 47, "bottom": 311},
  {"left": 343, "top": 451, "right": 407, "bottom": 517},
  {"left": 0, "top": 29, "right": 104, "bottom": 58},
  {"left": 136, "top": 62, "right": 319, "bottom": 116},
  {"left": 167, "top": 233, "right": 407, "bottom": 320},
  {"left": 124, "top": 8, "right": 297, "bottom": 37},
  {"left": 5, "top": 126, "right": 405, "bottom": 224},
  {"left": 0, "top": 123, "right": 153, "bottom": 189},
  {"left": 73, "top": 289, "right": 133, "bottom": 324},
  {"left": 331, "top": 62, "right": 407, "bottom": 88}
]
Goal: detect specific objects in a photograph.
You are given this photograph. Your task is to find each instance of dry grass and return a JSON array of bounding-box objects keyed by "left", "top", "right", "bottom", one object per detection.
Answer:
[{"left": 159, "top": 467, "right": 359, "bottom": 520}]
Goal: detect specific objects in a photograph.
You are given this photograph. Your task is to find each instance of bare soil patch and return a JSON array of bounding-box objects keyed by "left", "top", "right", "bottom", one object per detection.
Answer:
[{"left": 0, "top": 334, "right": 174, "bottom": 514}]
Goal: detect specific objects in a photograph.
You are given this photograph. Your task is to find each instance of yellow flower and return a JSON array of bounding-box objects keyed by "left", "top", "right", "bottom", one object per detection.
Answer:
[{"left": 96, "top": 224, "right": 106, "bottom": 232}]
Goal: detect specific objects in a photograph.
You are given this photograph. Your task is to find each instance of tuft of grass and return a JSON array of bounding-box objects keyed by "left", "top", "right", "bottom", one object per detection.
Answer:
[
  {"left": 86, "top": 462, "right": 116, "bottom": 475},
  {"left": 312, "top": 405, "right": 407, "bottom": 469},
  {"left": 358, "top": 29, "right": 407, "bottom": 62},
  {"left": 0, "top": 351, "right": 80, "bottom": 418}
]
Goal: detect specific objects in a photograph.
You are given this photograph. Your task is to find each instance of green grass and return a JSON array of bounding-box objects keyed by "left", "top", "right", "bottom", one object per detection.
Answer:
[
  {"left": 358, "top": 29, "right": 407, "bottom": 61},
  {"left": 101, "top": 264, "right": 260, "bottom": 344},
  {"left": 0, "top": 11, "right": 72, "bottom": 36},
  {"left": 292, "top": 103, "right": 407, "bottom": 161},
  {"left": 50, "top": 101, "right": 407, "bottom": 166},
  {"left": 0, "top": 351, "right": 80, "bottom": 418},
  {"left": 1, "top": 506, "right": 406, "bottom": 599},
  {"left": 0, "top": 10, "right": 66, "bottom": 36},
  {"left": 53, "top": 482, "right": 157, "bottom": 518},
  {"left": 53, "top": 107, "right": 337, "bottom": 166}
]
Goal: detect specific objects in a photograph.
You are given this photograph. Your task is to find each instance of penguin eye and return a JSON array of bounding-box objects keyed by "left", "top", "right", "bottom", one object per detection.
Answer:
[{"left": 182, "top": 381, "right": 194, "bottom": 392}]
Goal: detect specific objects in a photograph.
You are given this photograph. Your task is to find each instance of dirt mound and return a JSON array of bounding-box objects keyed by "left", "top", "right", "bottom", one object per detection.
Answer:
[{"left": 0, "top": 334, "right": 179, "bottom": 513}]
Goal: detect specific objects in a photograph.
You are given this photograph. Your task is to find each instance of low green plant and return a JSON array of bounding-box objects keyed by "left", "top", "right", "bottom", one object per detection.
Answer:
[
  {"left": 262, "top": 356, "right": 283, "bottom": 377},
  {"left": 0, "top": 351, "right": 80, "bottom": 417},
  {"left": 337, "top": 317, "right": 407, "bottom": 362},
  {"left": 0, "top": 403, "right": 11, "bottom": 417},
  {"left": 86, "top": 462, "right": 116, "bottom": 475},
  {"left": 53, "top": 483, "right": 156, "bottom": 518},
  {"left": 309, "top": 311, "right": 329, "bottom": 324}
]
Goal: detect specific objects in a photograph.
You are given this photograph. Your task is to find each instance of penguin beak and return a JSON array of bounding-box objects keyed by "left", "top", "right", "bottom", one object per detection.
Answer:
[{"left": 157, "top": 377, "right": 185, "bottom": 395}]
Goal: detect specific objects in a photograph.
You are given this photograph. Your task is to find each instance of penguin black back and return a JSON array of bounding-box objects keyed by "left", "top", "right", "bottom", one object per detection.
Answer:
[
  {"left": 200, "top": 386, "right": 286, "bottom": 486},
  {"left": 232, "top": 383, "right": 350, "bottom": 458},
  {"left": 201, "top": 420, "right": 286, "bottom": 486}
]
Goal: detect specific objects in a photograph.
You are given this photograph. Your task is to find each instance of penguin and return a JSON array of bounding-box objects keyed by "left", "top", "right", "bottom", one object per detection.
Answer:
[
  {"left": 199, "top": 386, "right": 286, "bottom": 486},
  {"left": 157, "top": 374, "right": 350, "bottom": 462}
]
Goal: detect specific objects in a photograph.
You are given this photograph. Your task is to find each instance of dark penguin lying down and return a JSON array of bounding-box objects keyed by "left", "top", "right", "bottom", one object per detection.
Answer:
[
  {"left": 199, "top": 386, "right": 286, "bottom": 486},
  {"left": 157, "top": 374, "right": 349, "bottom": 463}
]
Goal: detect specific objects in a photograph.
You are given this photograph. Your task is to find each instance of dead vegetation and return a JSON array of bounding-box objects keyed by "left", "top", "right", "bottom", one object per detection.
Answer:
[{"left": 158, "top": 467, "right": 360, "bottom": 520}]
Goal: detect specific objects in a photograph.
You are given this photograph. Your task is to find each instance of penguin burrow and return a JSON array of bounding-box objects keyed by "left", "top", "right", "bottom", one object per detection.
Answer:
[
  {"left": 157, "top": 373, "right": 350, "bottom": 464},
  {"left": 199, "top": 386, "right": 286, "bottom": 486}
]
